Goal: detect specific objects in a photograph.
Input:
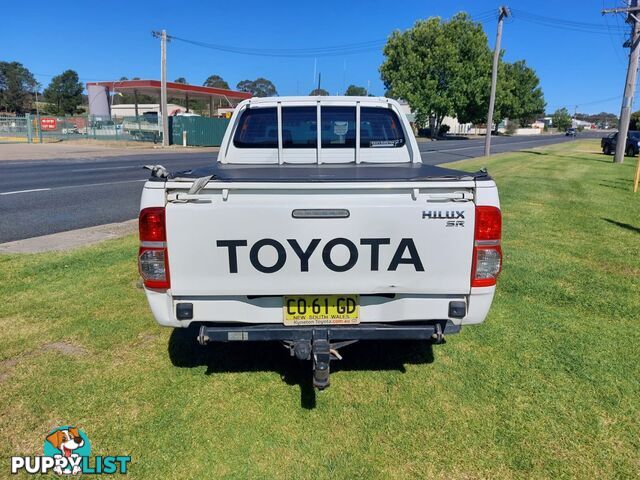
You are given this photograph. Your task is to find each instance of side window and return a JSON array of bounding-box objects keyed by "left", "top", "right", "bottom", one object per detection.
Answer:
[
  {"left": 360, "top": 107, "right": 406, "bottom": 148},
  {"left": 282, "top": 106, "right": 317, "bottom": 148},
  {"left": 321, "top": 107, "right": 356, "bottom": 148},
  {"left": 233, "top": 108, "right": 277, "bottom": 148}
]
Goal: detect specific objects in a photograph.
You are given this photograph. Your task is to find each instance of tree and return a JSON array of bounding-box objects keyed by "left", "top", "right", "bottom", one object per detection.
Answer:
[
  {"left": 345, "top": 84, "right": 368, "bottom": 96},
  {"left": 174, "top": 77, "right": 187, "bottom": 84},
  {"left": 0, "top": 61, "right": 37, "bottom": 114},
  {"left": 495, "top": 60, "right": 545, "bottom": 127},
  {"left": 310, "top": 88, "right": 329, "bottom": 96},
  {"left": 43, "top": 69, "right": 83, "bottom": 115},
  {"left": 236, "top": 78, "right": 277, "bottom": 97},
  {"left": 380, "top": 13, "right": 492, "bottom": 136},
  {"left": 203, "top": 75, "right": 230, "bottom": 89},
  {"left": 551, "top": 107, "right": 572, "bottom": 131}
]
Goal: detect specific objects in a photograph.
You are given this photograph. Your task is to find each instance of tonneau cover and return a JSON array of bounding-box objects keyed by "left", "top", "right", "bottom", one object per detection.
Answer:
[{"left": 159, "top": 163, "right": 489, "bottom": 183}]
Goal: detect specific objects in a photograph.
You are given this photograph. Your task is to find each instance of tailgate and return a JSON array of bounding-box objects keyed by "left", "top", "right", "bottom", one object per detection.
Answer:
[{"left": 165, "top": 184, "right": 475, "bottom": 296}]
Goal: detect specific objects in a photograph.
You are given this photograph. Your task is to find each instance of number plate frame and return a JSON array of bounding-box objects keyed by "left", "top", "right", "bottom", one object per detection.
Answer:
[{"left": 283, "top": 295, "right": 360, "bottom": 326}]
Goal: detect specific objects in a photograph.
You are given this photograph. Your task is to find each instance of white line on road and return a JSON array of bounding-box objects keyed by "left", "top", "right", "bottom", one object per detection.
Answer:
[
  {"left": 71, "top": 165, "right": 138, "bottom": 172},
  {"left": 0, "top": 188, "right": 51, "bottom": 195},
  {"left": 0, "top": 179, "right": 146, "bottom": 196}
]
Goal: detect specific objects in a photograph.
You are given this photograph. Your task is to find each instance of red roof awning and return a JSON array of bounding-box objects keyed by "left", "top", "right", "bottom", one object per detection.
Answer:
[{"left": 86, "top": 79, "right": 252, "bottom": 101}]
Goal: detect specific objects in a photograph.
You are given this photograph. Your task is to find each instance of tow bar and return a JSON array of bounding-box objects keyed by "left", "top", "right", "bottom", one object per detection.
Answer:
[{"left": 197, "top": 321, "right": 458, "bottom": 389}]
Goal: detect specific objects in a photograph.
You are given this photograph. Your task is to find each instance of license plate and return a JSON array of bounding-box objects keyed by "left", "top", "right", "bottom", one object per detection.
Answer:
[{"left": 283, "top": 295, "right": 360, "bottom": 326}]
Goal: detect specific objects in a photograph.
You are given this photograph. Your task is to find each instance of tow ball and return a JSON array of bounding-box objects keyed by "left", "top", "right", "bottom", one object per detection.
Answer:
[{"left": 285, "top": 335, "right": 357, "bottom": 390}]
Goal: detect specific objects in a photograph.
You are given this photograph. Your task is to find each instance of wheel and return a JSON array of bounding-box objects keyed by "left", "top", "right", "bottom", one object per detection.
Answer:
[
  {"left": 603, "top": 145, "right": 611, "bottom": 155},
  {"left": 627, "top": 146, "right": 635, "bottom": 157}
]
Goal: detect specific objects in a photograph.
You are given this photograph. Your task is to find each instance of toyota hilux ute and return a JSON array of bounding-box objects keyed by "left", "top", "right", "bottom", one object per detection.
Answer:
[{"left": 139, "top": 96, "right": 502, "bottom": 388}]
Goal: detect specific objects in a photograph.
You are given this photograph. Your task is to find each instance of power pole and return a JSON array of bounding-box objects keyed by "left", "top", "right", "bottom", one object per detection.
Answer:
[
  {"left": 603, "top": 0, "right": 640, "bottom": 164},
  {"left": 484, "top": 6, "right": 510, "bottom": 157},
  {"left": 152, "top": 30, "right": 171, "bottom": 147}
]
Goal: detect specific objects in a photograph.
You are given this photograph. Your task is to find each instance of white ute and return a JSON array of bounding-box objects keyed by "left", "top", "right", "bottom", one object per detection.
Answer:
[{"left": 139, "top": 96, "right": 502, "bottom": 388}]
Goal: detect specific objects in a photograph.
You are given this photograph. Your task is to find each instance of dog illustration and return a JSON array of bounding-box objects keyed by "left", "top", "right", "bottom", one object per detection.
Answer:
[{"left": 46, "top": 428, "right": 84, "bottom": 475}]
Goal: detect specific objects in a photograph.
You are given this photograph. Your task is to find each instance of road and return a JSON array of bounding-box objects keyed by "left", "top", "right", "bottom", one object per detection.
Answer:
[{"left": 0, "top": 134, "right": 599, "bottom": 242}]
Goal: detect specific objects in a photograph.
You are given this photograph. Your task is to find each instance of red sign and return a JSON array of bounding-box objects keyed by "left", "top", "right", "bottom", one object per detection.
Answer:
[{"left": 40, "top": 117, "right": 57, "bottom": 131}]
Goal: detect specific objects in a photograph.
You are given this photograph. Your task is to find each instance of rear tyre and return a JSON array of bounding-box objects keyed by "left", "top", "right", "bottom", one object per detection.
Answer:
[
  {"left": 627, "top": 146, "right": 635, "bottom": 157},
  {"left": 603, "top": 145, "right": 611, "bottom": 155}
]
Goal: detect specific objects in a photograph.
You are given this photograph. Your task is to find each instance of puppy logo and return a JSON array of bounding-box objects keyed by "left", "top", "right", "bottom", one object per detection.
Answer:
[{"left": 44, "top": 426, "right": 91, "bottom": 475}]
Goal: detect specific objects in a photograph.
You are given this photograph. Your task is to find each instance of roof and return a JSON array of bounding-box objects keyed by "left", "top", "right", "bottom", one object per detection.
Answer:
[
  {"left": 242, "top": 95, "right": 391, "bottom": 107},
  {"left": 85, "top": 79, "right": 252, "bottom": 102}
]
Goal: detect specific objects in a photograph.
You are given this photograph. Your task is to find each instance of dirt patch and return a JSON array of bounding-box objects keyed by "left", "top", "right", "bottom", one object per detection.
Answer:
[
  {"left": 0, "top": 341, "right": 88, "bottom": 383},
  {"left": 42, "top": 341, "right": 88, "bottom": 356}
]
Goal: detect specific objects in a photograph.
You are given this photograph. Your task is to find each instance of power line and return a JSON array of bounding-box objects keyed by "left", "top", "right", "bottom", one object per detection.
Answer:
[
  {"left": 168, "top": 11, "right": 498, "bottom": 58},
  {"left": 511, "top": 8, "right": 627, "bottom": 35},
  {"left": 170, "top": 35, "right": 386, "bottom": 58}
]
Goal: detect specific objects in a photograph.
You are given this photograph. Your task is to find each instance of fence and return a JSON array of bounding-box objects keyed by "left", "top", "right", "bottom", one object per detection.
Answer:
[
  {"left": 0, "top": 114, "right": 230, "bottom": 146},
  {"left": 0, "top": 115, "right": 30, "bottom": 143},
  {"left": 170, "top": 116, "right": 230, "bottom": 146}
]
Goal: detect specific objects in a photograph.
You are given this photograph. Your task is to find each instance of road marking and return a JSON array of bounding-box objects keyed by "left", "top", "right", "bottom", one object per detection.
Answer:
[
  {"left": 0, "top": 188, "right": 51, "bottom": 195},
  {"left": 71, "top": 165, "right": 138, "bottom": 172},
  {"left": 0, "top": 179, "right": 146, "bottom": 196},
  {"left": 53, "top": 179, "right": 148, "bottom": 190}
]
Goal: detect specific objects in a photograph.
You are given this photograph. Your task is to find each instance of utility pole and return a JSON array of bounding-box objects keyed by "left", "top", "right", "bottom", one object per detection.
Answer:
[
  {"left": 603, "top": 0, "right": 640, "bottom": 164},
  {"left": 152, "top": 30, "right": 170, "bottom": 147},
  {"left": 484, "top": 6, "right": 510, "bottom": 157}
]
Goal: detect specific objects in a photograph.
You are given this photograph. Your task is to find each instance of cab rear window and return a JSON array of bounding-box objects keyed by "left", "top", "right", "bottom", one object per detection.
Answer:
[
  {"left": 360, "top": 107, "right": 405, "bottom": 148},
  {"left": 233, "top": 107, "right": 278, "bottom": 148},
  {"left": 233, "top": 105, "right": 405, "bottom": 149}
]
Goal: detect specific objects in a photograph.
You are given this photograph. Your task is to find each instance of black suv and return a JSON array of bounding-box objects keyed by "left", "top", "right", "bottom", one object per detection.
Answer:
[{"left": 601, "top": 131, "right": 640, "bottom": 156}]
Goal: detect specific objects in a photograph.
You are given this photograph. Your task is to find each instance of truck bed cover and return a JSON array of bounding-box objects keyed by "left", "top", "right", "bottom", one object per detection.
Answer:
[{"left": 159, "top": 163, "right": 489, "bottom": 183}]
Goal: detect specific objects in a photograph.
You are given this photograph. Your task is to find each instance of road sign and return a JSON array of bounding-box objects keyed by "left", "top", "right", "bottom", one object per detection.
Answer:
[{"left": 40, "top": 118, "right": 57, "bottom": 131}]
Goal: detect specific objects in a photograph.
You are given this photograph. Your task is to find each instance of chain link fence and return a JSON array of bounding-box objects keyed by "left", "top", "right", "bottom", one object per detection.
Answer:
[
  {"left": 0, "top": 114, "right": 164, "bottom": 144},
  {"left": 0, "top": 113, "right": 229, "bottom": 146}
]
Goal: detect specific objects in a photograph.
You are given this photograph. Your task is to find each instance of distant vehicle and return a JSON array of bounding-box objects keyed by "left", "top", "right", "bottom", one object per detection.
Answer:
[
  {"left": 565, "top": 128, "right": 576, "bottom": 137},
  {"left": 601, "top": 131, "right": 640, "bottom": 156}
]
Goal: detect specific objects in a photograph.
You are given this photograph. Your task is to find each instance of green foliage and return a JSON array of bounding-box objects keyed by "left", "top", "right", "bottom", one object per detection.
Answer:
[
  {"left": 0, "top": 61, "right": 37, "bottom": 114},
  {"left": 552, "top": 107, "right": 572, "bottom": 131},
  {"left": 345, "top": 84, "right": 368, "bottom": 96},
  {"left": 236, "top": 77, "right": 277, "bottom": 97},
  {"left": 496, "top": 60, "right": 546, "bottom": 127},
  {"left": 203, "top": 75, "right": 230, "bottom": 89},
  {"left": 629, "top": 110, "right": 640, "bottom": 130},
  {"left": 380, "top": 13, "right": 492, "bottom": 133},
  {"left": 309, "top": 88, "right": 329, "bottom": 96},
  {"left": 174, "top": 77, "right": 187, "bottom": 84},
  {"left": 380, "top": 13, "right": 545, "bottom": 132},
  {"left": 505, "top": 120, "right": 518, "bottom": 135},
  {"left": 43, "top": 69, "right": 83, "bottom": 115}
]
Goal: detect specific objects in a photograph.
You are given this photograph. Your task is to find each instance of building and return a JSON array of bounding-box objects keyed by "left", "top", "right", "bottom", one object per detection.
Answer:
[{"left": 85, "top": 79, "right": 252, "bottom": 119}]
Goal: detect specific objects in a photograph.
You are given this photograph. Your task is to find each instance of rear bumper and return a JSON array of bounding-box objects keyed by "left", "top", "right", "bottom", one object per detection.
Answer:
[{"left": 196, "top": 320, "right": 460, "bottom": 344}]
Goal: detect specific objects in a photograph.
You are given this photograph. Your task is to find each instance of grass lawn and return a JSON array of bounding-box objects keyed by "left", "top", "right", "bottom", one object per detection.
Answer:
[{"left": 1, "top": 139, "right": 639, "bottom": 479}]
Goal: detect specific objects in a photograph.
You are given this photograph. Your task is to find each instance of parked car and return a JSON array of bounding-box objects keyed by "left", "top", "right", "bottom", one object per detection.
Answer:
[
  {"left": 138, "top": 97, "right": 502, "bottom": 389},
  {"left": 601, "top": 131, "right": 640, "bottom": 156},
  {"left": 565, "top": 128, "right": 576, "bottom": 137}
]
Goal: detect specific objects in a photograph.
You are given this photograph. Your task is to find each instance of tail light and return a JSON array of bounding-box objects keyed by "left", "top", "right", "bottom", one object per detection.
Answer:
[
  {"left": 138, "top": 207, "right": 170, "bottom": 289},
  {"left": 471, "top": 206, "right": 502, "bottom": 287}
]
